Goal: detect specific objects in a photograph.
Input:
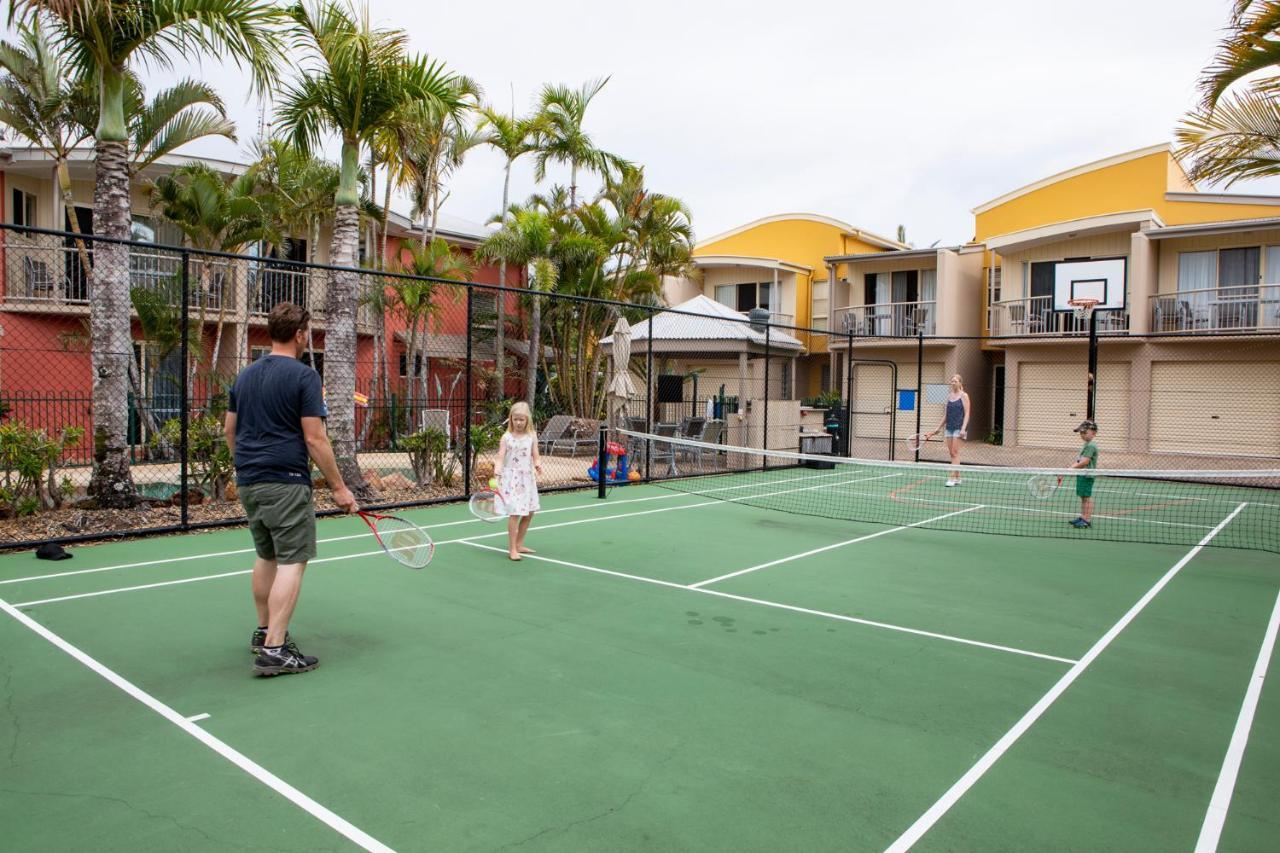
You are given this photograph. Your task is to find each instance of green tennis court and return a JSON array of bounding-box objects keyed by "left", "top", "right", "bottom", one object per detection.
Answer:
[{"left": 1, "top": 468, "right": 1277, "bottom": 852}]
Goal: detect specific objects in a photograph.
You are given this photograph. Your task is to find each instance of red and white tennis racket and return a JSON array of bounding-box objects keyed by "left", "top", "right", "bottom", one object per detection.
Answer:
[
  {"left": 906, "top": 433, "right": 926, "bottom": 452},
  {"left": 358, "top": 511, "right": 435, "bottom": 568},
  {"left": 468, "top": 485, "right": 509, "bottom": 523}
]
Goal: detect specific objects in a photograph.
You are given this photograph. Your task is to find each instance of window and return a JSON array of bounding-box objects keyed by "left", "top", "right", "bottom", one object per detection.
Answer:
[
  {"left": 1177, "top": 251, "right": 1216, "bottom": 295},
  {"left": 990, "top": 266, "right": 1002, "bottom": 304},
  {"left": 714, "top": 282, "right": 775, "bottom": 313},
  {"left": 811, "top": 280, "right": 829, "bottom": 330},
  {"left": 779, "top": 362, "right": 791, "bottom": 400},
  {"left": 399, "top": 352, "right": 425, "bottom": 378},
  {"left": 11, "top": 189, "right": 36, "bottom": 227},
  {"left": 921, "top": 269, "right": 937, "bottom": 303},
  {"left": 250, "top": 346, "right": 271, "bottom": 361},
  {"left": 301, "top": 350, "right": 324, "bottom": 378},
  {"left": 863, "top": 272, "right": 889, "bottom": 305},
  {"left": 820, "top": 363, "right": 831, "bottom": 393},
  {"left": 1219, "top": 247, "right": 1260, "bottom": 291},
  {"left": 473, "top": 291, "right": 497, "bottom": 328}
]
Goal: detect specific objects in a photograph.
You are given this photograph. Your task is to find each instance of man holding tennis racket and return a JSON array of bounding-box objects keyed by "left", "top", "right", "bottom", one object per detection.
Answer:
[
  {"left": 1068, "top": 420, "right": 1099, "bottom": 529},
  {"left": 225, "top": 303, "right": 357, "bottom": 677}
]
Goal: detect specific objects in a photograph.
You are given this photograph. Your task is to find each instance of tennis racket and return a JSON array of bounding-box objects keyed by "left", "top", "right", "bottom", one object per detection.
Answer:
[
  {"left": 358, "top": 511, "right": 435, "bottom": 568},
  {"left": 468, "top": 487, "right": 509, "bottom": 523},
  {"left": 906, "top": 433, "right": 926, "bottom": 452},
  {"left": 1026, "top": 474, "right": 1063, "bottom": 500}
]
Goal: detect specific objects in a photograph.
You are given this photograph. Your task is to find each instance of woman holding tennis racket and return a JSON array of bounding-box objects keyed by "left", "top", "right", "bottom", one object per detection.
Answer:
[
  {"left": 494, "top": 401, "right": 543, "bottom": 561},
  {"left": 924, "top": 374, "right": 970, "bottom": 487}
]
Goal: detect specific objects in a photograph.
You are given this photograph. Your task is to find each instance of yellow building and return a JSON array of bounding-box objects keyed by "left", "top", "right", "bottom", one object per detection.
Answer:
[
  {"left": 663, "top": 213, "right": 906, "bottom": 399},
  {"left": 676, "top": 144, "right": 1279, "bottom": 460}
]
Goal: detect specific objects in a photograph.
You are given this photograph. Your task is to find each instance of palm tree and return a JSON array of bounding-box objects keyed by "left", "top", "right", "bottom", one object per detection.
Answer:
[
  {"left": 10, "top": 0, "right": 284, "bottom": 507},
  {"left": 390, "top": 238, "right": 472, "bottom": 411},
  {"left": 534, "top": 78, "right": 626, "bottom": 210},
  {"left": 276, "top": 0, "right": 459, "bottom": 496},
  {"left": 478, "top": 105, "right": 539, "bottom": 398},
  {"left": 0, "top": 20, "right": 93, "bottom": 269},
  {"left": 149, "top": 163, "right": 268, "bottom": 393},
  {"left": 1177, "top": 3, "right": 1280, "bottom": 184}
]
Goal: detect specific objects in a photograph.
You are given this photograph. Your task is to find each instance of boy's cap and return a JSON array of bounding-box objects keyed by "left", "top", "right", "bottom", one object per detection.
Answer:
[
  {"left": 35, "top": 543, "right": 72, "bottom": 561},
  {"left": 1073, "top": 419, "right": 1098, "bottom": 433}
]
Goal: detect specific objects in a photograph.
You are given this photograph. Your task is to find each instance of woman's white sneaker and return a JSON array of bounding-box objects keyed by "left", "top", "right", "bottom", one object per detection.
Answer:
[{"left": 944, "top": 479, "right": 958, "bottom": 487}]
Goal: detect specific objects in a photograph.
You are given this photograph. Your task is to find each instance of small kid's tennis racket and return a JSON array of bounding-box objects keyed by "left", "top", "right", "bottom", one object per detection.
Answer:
[
  {"left": 1026, "top": 474, "right": 1063, "bottom": 500},
  {"left": 468, "top": 486, "right": 509, "bottom": 523},
  {"left": 358, "top": 511, "right": 435, "bottom": 568},
  {"left": 906, "top": 433, "right": 926, "bottom": 452}
]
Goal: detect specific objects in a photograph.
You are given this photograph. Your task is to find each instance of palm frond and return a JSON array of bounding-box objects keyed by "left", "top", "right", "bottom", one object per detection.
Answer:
[{"left": 1176, "top": 84, "right": 1280, "bottom": 185}]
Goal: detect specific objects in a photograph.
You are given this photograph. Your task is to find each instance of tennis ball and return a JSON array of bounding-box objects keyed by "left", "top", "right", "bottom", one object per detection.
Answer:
[{"left": 488, "top": 477, "right": 497, "bottom": 489}]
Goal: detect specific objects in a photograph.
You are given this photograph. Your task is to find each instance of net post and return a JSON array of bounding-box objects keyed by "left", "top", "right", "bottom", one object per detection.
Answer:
[
  {"left": 597, "top": 424, "right": 607, "bottom": 499},
  {"left": 463, "top": 283, "right": 474, "bottom": 498},
  {"left": 762, "top": 322, "right": 770, "bottom": 471},
  {"left": 914, "top": 330, "right": 924, "bottom": 462},
  {"left": 179, "top": 249, "right": 190, "bottom": 529},
  {"left": 1087, "top": 307, "right": 1099, "bottom": 420},
  {"left": 644, "top": 305, "right": 654, "bottom": 483},
  {"left": 845, "top": 329, "right": 853, "bottom": 457}
]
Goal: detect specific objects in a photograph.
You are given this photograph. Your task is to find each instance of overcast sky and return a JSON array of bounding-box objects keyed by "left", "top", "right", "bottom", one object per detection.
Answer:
[{"left": 44, "top": 0, "right": 1280, "bottom": 246}]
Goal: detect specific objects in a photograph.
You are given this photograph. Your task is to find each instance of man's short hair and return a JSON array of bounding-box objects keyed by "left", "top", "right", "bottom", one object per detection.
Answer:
[{"left": 267, "top": 302, "right": 310, "bottom": 343}]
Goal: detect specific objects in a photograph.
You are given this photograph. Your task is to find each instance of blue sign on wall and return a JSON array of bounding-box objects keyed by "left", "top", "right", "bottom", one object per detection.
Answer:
[{"left": 897, "top": 390, "right": 916, "bottom": 411}]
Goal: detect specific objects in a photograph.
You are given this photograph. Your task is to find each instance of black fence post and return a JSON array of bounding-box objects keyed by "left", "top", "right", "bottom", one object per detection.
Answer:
[
  {"left": 845, "top": 330, "right": 854, "bottom": 458},
  {"left": 464, "top": 284, "right": 474, "bottom": 497},
  {"left": 597, "top": 425, "right": 607, "bottom": 499},
  {"left": 914, "top": 330, "right": 924, "bottom": 462},
  {"left": 645, "top": 306, "right": 654, "bottom": 483},
  {"left": 179, "top": 250, "right": 190, "bottom": 529},
  {"left": 1086, "top": 308, "right": 1099, "bottom": 420},
  {"left": 763, "top": 322, "right": 770, "bottom": 469}
]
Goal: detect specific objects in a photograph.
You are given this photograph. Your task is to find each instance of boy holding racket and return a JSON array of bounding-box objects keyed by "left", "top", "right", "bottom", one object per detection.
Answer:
[
  {"left": 1068, "top": 420, "right": 1099, "bottom": 529},
  {"left": 225, "top": 303, "right": 357, "bottom": 676}
]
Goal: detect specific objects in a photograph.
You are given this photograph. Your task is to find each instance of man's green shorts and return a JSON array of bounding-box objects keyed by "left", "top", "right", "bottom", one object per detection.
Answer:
[
  {"left": 239, "top": 482, "right": 317, "bottom": 564},
  {"left": 1075, "top": 474, "right": 1095, "bottom": 499}
]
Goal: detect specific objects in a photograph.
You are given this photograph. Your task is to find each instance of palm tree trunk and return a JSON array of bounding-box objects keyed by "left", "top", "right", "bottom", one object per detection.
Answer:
[
  {"left": 380, "top": 175, "right": 393, "bottom": 270},
  {"left": 188, "top": 261, "right": 211, "bottom": 396},
  {"left": 496, "top": 160, "right": 510, "bottom": 399},
  {"left": 87, "top": 138, "right": 138, "bottom": 507},
  {"left": 56, "top": 160, "right": 93, "bottom": 278},
  {"left": 526, "top": 294, "right": 540, "bottom": 408},
  {"left": 328, "top": 143, "right": 371, "bottom": 497},
  {"left": 207, "top": 262, "right": 233, "bottom": 387}
]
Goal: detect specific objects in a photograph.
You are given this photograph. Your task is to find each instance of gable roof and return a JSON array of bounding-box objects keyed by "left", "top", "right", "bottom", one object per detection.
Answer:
[
  {"left": 971, "top": 144, "right": 1171, "bottom": 215},
  {"left": 696, "top": 213, "right": 907, "bottom": 251}
]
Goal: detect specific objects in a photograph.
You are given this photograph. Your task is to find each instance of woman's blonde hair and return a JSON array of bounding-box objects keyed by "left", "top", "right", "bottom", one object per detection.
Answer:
[
  {"left": 508, "top": 401, "right": 536, "bottom": 438},
  {"left": 950, "top": 374, "right": 964, "bottom": 390}
]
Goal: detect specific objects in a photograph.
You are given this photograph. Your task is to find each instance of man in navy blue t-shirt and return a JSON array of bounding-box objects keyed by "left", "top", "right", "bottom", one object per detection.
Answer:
[{"left": 226, "top": 302, "right": 356, "bottom": 676}]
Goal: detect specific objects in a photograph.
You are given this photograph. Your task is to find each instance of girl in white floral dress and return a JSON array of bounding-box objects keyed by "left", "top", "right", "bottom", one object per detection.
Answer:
[{"left": 494, "top": 401, "right": 543, "bottom": 561}]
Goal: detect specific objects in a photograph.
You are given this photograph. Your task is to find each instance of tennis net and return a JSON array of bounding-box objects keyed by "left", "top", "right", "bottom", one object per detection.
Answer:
[{"left": 614, "top": 429, "right": 1280, "bottom": 553}]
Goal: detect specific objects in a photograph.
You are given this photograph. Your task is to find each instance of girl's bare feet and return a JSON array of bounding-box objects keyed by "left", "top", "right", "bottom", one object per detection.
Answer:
[
  {"left": 518, "top": 546, "right": 535, "bottom": 554},
  {"left": 508, "top": 551, "right": 522, "bottom": 561}
]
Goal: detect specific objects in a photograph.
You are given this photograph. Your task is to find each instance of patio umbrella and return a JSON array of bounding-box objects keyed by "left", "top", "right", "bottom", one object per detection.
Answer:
[{"left": 606, "top": 315, "right": 639, "bottom": 429}]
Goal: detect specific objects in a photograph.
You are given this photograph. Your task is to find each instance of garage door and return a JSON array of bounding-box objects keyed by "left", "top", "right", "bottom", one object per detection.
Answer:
[
  {"left": 1150, "top": 362, "right": 1280, "bottom": 457},
  {"left": 1017, "top": 362, "right": 1130, "bottom": 448},
  {"left": 851, "top": 362, "right": 944, "bottom": 439}
]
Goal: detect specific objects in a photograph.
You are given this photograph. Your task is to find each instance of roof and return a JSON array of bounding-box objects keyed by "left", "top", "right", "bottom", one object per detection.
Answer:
[
  {"left": 695, "top": 213, "right": 908, "bottom": 252},
  {"left": 971, "top": 144, "right": 1171, "bottom": 214},
  {"left": 826, "top": 245, "right": 960, "bottom": 264},
  {"left": 1144, "top": 216, "right": 1280, "bottom": 240},
  {"left": 392, "top": 332, "right": 547, "bottom": 359},
  {"left": 601, "top": 294, "right": 805, "bottom": 352},
  {"left": 983, "top": 210, "right": 1162, "bottom": 252},
  {"left": 693, "top": 254, "right": 813, "bottom": 273}
]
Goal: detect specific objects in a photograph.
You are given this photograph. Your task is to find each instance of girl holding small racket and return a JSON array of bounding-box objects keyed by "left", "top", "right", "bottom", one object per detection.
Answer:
[
  {"left": 924, "top": 374, "right": 970, "bottom": 487},
  {"left": 494, "top": 401, "right": 543, "bottom": 561}
]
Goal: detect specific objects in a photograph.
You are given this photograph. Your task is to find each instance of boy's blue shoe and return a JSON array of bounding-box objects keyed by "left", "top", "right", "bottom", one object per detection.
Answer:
[{"left": 1069, "top": 518, "right": 1091, "bottom": 528}]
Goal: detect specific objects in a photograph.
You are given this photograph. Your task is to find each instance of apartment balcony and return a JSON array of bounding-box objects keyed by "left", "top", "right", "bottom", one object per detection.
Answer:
[
  {"left": 987, "top": 295, "right": 1130, "bottom": 337},
  {"left": 1149, "top": 285, "right": 1280, "bottom": 334},
  {"left": 832, "top": 301, "right": 936, "bottom": 337}
]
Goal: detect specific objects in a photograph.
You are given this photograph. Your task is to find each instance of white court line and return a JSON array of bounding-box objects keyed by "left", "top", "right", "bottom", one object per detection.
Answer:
[
  {"left": 0, "top": 596, "right": 394, "bottom": 853},
  {"left": 1195, "top": 587, "right": 1280, "bottom": 852},
  {"left": 12, "top": 472, "right": 902, "bottom": 608},
  {"left": 884, "top": 501, "right": 1249, "bottom": 853},
  {"left": 0, "top": 467, "right": 861, "bottom": 587},
  {"left": 186, "top": 713, "right": 211, "bottom": 723},
  {"left": 690, "top": 506, "right": 984, "bottom": 588},
  {"left": 463, "top": 542, "right": 1076, "bottom": 665}
]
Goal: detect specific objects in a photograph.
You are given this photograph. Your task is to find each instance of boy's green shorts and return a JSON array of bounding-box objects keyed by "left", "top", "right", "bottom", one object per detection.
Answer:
[
  {"left": 1075, "top": 474, "right": 1095, "bottom": 499},
  {"left": 239, "top": 482, "right": 317, "bottom": 564}
]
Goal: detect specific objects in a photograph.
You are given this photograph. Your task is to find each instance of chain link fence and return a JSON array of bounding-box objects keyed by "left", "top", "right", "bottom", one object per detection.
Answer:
[{"left": 1, "top": 221, "right": 1277, "bottom": 548}]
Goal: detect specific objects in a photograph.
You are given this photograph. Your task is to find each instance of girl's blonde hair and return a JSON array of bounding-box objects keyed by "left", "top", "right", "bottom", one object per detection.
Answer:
[
  {"left": 950, "top": 374, "right": 964, "bottom": 391},
  {"left": 507, "top": 401, "right": 537, "bottom": 439}
]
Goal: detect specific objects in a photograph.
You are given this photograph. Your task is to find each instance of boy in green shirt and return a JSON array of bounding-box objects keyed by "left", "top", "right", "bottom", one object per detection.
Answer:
[{"left": 1069, "top": 420, "right": 1098, "bottom": 529}]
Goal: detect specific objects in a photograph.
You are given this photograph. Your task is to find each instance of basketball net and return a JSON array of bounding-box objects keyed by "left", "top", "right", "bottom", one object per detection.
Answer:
[{"left": 1068, "top": 297, "right": 1099, "bottom": 322}]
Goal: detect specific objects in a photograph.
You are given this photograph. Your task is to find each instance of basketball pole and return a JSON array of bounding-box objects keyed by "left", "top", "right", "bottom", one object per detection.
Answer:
[{"left": 1086, "top": 307, "right": 1099, "bottom": 421}]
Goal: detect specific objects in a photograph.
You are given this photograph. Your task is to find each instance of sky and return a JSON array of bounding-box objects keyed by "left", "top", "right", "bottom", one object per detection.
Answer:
[{"left": 35, "top": 0, "right": 1280, "bottom": 247}]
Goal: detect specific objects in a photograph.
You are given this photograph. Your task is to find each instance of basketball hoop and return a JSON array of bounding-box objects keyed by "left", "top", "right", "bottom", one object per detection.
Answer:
[{"left": 1068, "top": 297, "right": 1099, "bottom": 321}]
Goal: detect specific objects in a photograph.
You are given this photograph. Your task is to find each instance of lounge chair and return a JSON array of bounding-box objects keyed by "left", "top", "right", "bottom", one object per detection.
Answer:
[
  {"left": 549, "top": 419, "right": 601, "bottom": 457},
  {"left": 537, "top": 414, "right": 573, "bottom": 453}
]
